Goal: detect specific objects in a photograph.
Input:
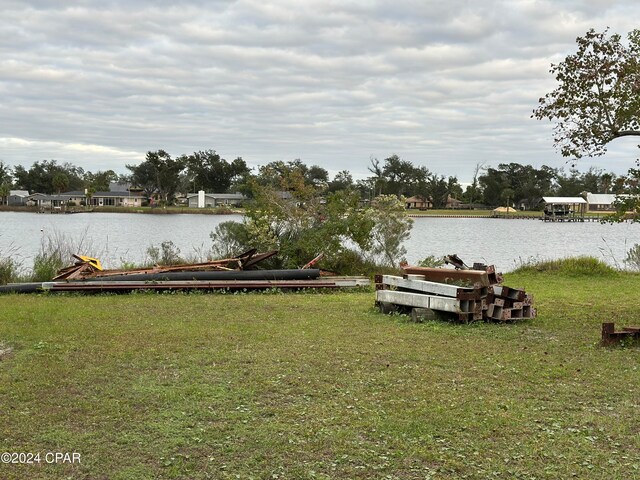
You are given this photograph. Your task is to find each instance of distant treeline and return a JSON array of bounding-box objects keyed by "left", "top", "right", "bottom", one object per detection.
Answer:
[{"left": 1, "top": 151, "right": 639, "bottom": 208}]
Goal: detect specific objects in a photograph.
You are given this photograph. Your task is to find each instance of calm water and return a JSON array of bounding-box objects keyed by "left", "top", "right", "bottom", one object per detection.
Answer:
[{"left": 1, "top": 212, "right": 639, "bottom": 272}]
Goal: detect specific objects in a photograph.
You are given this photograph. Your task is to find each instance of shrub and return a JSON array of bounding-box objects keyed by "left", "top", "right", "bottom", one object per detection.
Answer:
[
  {"left": 146, "top": 241, "right": 184, "bottom": 265},
  {"left": 31, "top": 251, "right": 65, "bottom": 282},
  {"left": 0, "top": 257, "right": 19, "bottom": 285},
  {"left": 210, "top": 221, "right": 252, "bottom": 260},
  {"left": 0, "top": 242, "right": 23, "bottom": 284},
  {"left": 30, "top": 228, "right": 100, "bottom": 281}
]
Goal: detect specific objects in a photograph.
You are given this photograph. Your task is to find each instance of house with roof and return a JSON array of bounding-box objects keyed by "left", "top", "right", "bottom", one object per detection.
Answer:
[
  {"left": 405, "top": 195, "right": 431, "bottom": 210},
  {"left": 27, "top": 190, "right": 146, "bottom": 208},
  {"left": 585, "top": 193, "right": 626, "bottom": 211},
  {"left": 7, "top": 190, "right": 30, "bottom": 206},
  {"left": 27, "top": 193, "right": 69, "bottom": 208},
  {"left": 186, "top": 191, "right": 246, "bottom": 208},
  {"left": 405, "top": 195, "right": 461, "bottom": 210}
]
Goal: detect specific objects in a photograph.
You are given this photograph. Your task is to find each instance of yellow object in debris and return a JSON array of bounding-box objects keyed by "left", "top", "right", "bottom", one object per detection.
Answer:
[{"left": 73, "top": 254, "right": 103, "bottom": 271}]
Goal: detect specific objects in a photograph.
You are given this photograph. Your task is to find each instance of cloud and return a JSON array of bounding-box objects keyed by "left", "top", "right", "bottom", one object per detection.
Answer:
[{"left": 1, "top": 0, "right": 639, "bottom": 181}]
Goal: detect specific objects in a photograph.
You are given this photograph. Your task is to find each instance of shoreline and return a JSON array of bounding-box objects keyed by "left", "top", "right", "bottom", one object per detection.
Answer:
[
  {"left": 0, "top": 205, "right": 611, "bottom": 221},
  {"left": 0, "top": 206, "right": 242, "bottom": 215}
]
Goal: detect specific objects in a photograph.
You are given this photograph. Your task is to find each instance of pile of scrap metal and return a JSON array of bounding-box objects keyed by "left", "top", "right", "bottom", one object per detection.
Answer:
[
  {"left": 53, "top": 249, "right": 279, "bottom": 280},
  {"left": 0, "top": 249, "right": 370, "bottom": 294},
  {"left": 375, "top": 255, "right": 536, "bottom": 323}
]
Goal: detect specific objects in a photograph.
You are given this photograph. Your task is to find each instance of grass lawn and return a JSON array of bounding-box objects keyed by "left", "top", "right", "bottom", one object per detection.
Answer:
[
  {"left": 0, "top": 268, "right": 639, "bottom": 479},
  {"left": 405, "top": 209, "right": 613, "bottom": 219},
  {"left": 405, "top": 209, "right": 540, "bottom": 217}
]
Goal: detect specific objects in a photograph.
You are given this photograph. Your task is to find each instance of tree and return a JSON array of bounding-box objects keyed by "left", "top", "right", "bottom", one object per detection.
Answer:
[
  {"left": 210, "top": 181, "right": 375, "bottom": 271},
  {"left": 254, "top": 160, "right": 327, "bottom": 193},
  {"left": 306, "top": 165, "right": 329, "bottom": 187},
  {"left": 378, "top": 155, "right": 429, "bottom": 197},
  {"left": 328, "top": 170, "right": 354, "bottom": 192},
  {"left": 127, "top": 150, "right": 185, "bottom": 204},
  {"left": 367, "top": 157, "right": 386, "bottom": 196},
  {"left": 182, "top": 150, "right": 251, "bottom": 193},
  {"left": 12, "top": 160, "right": 84, "bottom": 194},
  {"left": 0, "top": 183, "right": 10, "bottom": 206},
  {"left": 84, "top": 170, "right": 118, "bottom": 192},
  {"left": 463, "top": 162, "right": 485, "bottom": 204},
  {"left": 52, "top": 172, "right": 69, "bottom": 194},
  {"left": 0, "top": 161, "right": 12, "bottom": 187},
  {"left": 533, "top": 28, "right": 640, "bottom": 160},
  {"left": 606, "top": 168, "right": 640, "bottom": 222},
  {"left": 421, "top": 175, "right": 449, "bottom": 208},
  {"left": 500, "top": 188, "right": 515, "bottom": 210},
  {"left": 368, "top": 195, "right": 413, "bottom": 267}
]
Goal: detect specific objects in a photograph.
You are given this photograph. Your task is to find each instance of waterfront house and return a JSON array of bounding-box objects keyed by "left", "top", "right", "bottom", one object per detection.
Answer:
[
  {"left": 585, "top": 193, "right": 626, "bottom": 211},
  {"left": 405, "top": 195, "right": 432, "bottom": 210},
  {"left": 27, "top": 193, "right": 71, "bottom": 208},
  {"left": 7, "top": 190, "right": 30, "bottom": 206},
  {"left": 445, "top": 195, "right": 462, "bottom": 209},
  {"left": 27, "top": 190, "right": 145, "bottom": 208},
  {"left": 187, "top": 192, "right": 246, "bottom": 208},
  {"left": 78, "top": 190, "right": 146, "bottom": 207}
]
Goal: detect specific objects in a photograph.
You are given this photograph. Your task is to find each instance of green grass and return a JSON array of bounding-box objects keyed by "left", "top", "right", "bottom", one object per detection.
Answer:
[
  {"left": 1, "top": 269, "right": 639, "bottom": 479},
  {"left": 406, "top": 209, "right": 613, "bottom": 219},
  {"left": 406, "top": 209, "right": 542, "bottom": 217}
]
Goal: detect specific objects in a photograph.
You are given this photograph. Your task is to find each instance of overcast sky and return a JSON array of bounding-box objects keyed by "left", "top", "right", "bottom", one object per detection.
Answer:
[{"left": 1, "top": 0, "right": 639, "bottom": 182}]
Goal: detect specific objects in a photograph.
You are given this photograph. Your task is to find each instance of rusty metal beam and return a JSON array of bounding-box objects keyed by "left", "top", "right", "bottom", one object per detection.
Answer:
[
  {"left": 602, "top": 322, "right": 640, "bottom": 346},
  {"left": 402, "top": 266, "right": 491, "bottom": 287}
]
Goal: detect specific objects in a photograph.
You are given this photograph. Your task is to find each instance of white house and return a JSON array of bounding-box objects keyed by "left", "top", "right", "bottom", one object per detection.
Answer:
[{"left": 186, "top": 192, "right": 245, "bottom": 208}]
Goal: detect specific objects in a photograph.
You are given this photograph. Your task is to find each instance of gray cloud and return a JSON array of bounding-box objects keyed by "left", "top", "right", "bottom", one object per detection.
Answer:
[{"left": 1, "top": 0, "right": 639, "bottom": 181}]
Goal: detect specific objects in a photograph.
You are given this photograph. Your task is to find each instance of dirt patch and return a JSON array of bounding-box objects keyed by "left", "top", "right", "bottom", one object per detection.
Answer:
[{"left": 0, "top": 343, "right": 13, "bottom": 360}]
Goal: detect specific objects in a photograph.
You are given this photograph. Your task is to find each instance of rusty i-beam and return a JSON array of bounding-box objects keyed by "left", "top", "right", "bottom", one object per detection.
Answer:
[
  {"left": 601, "top": 323, "right": 640, "bottom": 346},
  {"left": 401, "top": 266, "right": 492, "bottom": 287}
]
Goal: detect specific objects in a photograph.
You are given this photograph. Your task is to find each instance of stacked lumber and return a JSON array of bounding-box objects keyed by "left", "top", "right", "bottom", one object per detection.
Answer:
[{"left": 375, "top": 262, "right": 536, "bottom": 323}]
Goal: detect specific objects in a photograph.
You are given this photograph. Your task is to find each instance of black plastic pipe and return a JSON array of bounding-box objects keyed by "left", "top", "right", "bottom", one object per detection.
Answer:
[{"left": 79, "top": 268, "right": 320, "bottom": 282}]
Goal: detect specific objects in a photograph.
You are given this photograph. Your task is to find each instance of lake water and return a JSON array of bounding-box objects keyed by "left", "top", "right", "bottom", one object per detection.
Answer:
[{"left": 1, "top": 211, "right": 639, "bottom": 272}]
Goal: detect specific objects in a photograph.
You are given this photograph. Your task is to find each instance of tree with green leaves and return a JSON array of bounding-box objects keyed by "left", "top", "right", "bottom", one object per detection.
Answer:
[
  {"left": 13, "top": 160, "right": 84, "bottom": 194},
  {"left": 254, "top": 160, "right": 328, "bottom": 192},
  {"left": 533, "top": 28, "right": 640, "bottom": 161},
  {"left": 83, "top": 170, "right": 119, "bottom": 192},
  {"left": 0, "top": 161, "right": 12, "bottom": 187},
  {"left": 372, "top": 154, "right": 429, "bottom": 197},
  {"left": 367, "top": 195, "right": 413, "bottom": 267},
  {"left": 210, "top": 180, "right": 375, "bottom": 272},
  {"left": 182, "top": 150, "right": 250, "bottom": 193},
  {"left": 0, "top": 183, "right": 10, "bottom": 206},
  {"left": 421, "top": 175, "right": 449, "bottom": 209},
  {"left": 52, "top": 172, "right": 69, "bottom": 195},
  {"left": 126, "top": 150, "right": 185, "bottom": 204},
  {"left": 210, "top": 170, "right": 414, "bottom": 273},
  {"left": 328, "top": 170, "right": 354, "bottom": 192}
]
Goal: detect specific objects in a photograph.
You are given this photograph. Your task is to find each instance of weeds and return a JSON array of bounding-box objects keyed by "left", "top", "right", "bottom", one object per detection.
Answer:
[
  {"left": 511, "top": 256, "right": 618, "bottom": 276},
  {"left": 624, "top": 243, "right": 640, "bottom": 271},
  {"left": 30, "top": 228, "right": 102, "bottom": 281},
  {"left": 145, "top": 240, "right": 184, "bottom": 265},
  {"left": 0, "top": 241, "right": 24, "bottom": 284}
]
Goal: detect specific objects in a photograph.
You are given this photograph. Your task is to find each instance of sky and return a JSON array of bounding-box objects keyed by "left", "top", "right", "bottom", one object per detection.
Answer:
[{"left": 1, "top": 0, "right": 639, "bottom": 183}]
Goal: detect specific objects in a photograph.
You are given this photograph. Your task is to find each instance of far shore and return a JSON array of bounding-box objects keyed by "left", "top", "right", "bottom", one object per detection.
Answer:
[
  {"left": 0, "top": 205, "right": 243, "bottom": 215},
  {"left": 0, "top": 205, "right": 615, "bottom": 220}
]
